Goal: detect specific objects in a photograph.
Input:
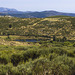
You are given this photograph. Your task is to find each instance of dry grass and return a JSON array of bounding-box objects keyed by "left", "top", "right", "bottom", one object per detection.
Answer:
[{"left": 0, "top": 39, "right": 39, "bottom": 46}]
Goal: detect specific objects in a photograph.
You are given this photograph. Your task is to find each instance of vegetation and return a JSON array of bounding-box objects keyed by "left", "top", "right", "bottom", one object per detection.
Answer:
[
  {"left": 0, "top": 15, "right": 75, "bottom": 75},
  {"left": 0, "top": 41, "right": 75, "bottom": 75},
  {"left": 0, "top": 16, "right": 75, "bottom": 40}
]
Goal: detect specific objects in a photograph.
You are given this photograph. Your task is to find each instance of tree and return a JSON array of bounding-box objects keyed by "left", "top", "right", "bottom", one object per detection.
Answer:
[
  {"left": 53, "top": 35, "right": 56, "bottom": 41},
  {"left": 9, "top": 24, "right": 12, "bottom": 28},
  {"left": 62, "top": 37, "right": 67, "bottom": 42},
  {"left": 7, "top": 34, "right": 10, "bottom": 38}
]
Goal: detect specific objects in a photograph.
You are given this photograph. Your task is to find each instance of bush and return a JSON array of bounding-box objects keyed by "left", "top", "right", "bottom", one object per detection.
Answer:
[
  {"left": 0, "top": 54, "right": 9, "bottom": 64},
  {"left": 49, "top": 47, "right": 67, "bottom": 55},
  {"left": 50, "top": 55, "right": 75, "bottom": 75},
  {"left": 63, "top": 41, "right": 71, "bottom": 46},
  {"left": 11, "top": 54, "right": 23, "bottom": 66},
  {"left": 15, "top": 46, "right": 29, "bottom": 51},
  {"left": 32, "top": 57, "right": 51, "bottom": 75},
  {"left": 0, "top": 63, "right": 13, "bottom": 75},
  {"left": 73, "top": 43, "right": 75, "bottom": 47},
  {"left": 0, "top": 57, "right": 8, "bottom": 64},
  {"left": 23, "top": 49, "right": 40, "bottom": 62}
]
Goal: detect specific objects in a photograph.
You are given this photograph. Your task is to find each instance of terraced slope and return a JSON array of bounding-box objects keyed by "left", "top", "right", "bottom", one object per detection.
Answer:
[{"left": 0, "top": 16, "right": 75, "bottom": 40}]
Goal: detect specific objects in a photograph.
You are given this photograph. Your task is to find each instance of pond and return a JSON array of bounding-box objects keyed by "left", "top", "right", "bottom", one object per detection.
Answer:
[{"left": 15, "top": 39, "right": 40, "bottom": 42}]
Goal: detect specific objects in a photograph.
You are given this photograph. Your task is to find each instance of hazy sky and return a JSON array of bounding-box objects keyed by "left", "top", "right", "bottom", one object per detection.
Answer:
[{"left": 0, "top": 0, "right": 75, "bottom": 13}]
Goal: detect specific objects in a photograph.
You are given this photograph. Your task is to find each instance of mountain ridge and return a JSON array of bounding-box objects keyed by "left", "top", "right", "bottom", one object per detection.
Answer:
[
  {"left": 0, "top": 7, "right": 17, "bottom": 12},
  {"left": 0, "top": 15, "right": 75, "bottom": 40},
  {"left": 0, "top": 7, "right": 75, "bottom": 18}
]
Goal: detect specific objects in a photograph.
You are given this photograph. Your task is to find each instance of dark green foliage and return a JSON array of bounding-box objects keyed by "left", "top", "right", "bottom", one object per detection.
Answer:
[
  {"left": 11, "top": 54, "right": 23, "bottom": 66},
  {"left": 0, "top": 57, "right": 8, "bottom": 64},
  {"left": 9, "top": 24, "right": 12, "bottom": 28},
  {"left": 73, "top": 43, "right": 75, "bottom": 47},
  {"left": 23, "top": 49, "right": 40, "bottom": 61},
  {"left": 53, "top": 35, "right": 56, "bottom": 41},
  {"left": 49, "top": 47, "right": 67, "bottom": 55},
  {"left": 62, "top": 36, "right": 67, "bottom": 42}
]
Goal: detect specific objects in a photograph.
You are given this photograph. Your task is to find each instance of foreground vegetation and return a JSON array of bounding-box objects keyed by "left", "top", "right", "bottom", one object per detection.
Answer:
[{"left": 0, "top": 40, "right": 75, "bottom": 75}]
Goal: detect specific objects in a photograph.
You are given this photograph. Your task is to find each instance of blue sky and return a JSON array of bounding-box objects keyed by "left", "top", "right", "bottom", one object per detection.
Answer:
[{"left": 0, "top": 0, "right": 75, "bottom": 13}]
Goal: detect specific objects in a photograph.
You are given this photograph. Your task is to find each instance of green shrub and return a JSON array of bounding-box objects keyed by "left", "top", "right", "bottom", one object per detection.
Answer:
[
  {"left": 0, "top": 54, "right": 10, "bottom": 64},
  {"left": 49, "top": 47, "right": 67, "bottom": 55},
  {"left": 0, "top": 57, "right": 8, "bottom": 64},
  {"left": 15, "top": 46, "right": 29, "bottom": 51},
  {"left": 67, "top": 52, "right": 75, "bottom": 57},
  {"left": 50, "top": 55, "right": 75, "bottom": 75},
  {"left": 23, "top": 49, "right": 40, "bottom": 62},
  {"left": 11, "top": 54, "right": 23, "bottom": 66},
  {"left": 63, "top": 41, "right": 71, "bottom": 46},
  {"left": 0, "top": 63, "right": 13, "bottom": 75},
  {"left": 73, "top": 43, "right": 75, "bottom": 47},
  {"left": 32, "top": 57, "right": 51, "bottom": 75}
]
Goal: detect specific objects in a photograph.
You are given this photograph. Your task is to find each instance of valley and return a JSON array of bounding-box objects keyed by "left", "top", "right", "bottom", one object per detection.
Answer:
[{"left": 0, "top": 15, "right": 75, "bottom": 75}]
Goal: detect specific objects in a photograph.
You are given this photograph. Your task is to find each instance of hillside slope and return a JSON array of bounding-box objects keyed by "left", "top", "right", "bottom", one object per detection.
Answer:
[{"left": 0, "top": 16, "right": 75, "bottom": 40}]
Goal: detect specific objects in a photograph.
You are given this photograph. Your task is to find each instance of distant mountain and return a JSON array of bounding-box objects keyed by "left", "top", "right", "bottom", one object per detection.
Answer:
[
  {"left": 0, "top": 7, "right": 25, "bottom": 15},
  {"left": 0, "top": 7, "right": 18, "bottom": 12},
  {"left": 0, "top": 7, "right": 75, "bottom": 18}
]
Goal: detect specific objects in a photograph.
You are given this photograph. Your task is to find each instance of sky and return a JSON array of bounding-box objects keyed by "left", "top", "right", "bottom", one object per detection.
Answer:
[{"left": 0, "top": 0, "right": 75, "bottom": 13}]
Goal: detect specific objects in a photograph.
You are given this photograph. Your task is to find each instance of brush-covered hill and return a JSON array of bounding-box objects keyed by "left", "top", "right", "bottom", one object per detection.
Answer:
[{"left": 0, "top": 15, "right": 75, "bottom": 40}]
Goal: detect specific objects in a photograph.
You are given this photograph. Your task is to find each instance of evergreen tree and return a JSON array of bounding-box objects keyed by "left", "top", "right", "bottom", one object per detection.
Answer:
[
  {"left": 9, "top": 24, "right": 12, "bottom": 28},
  {"left": 53, "top": 35, "right": 56, "bottom": 41},
  {"left": 62, "top": 36, "right": 67, "bottom": 42}
]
